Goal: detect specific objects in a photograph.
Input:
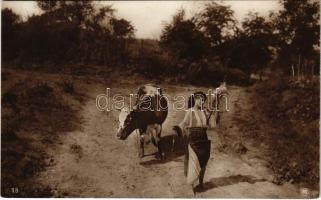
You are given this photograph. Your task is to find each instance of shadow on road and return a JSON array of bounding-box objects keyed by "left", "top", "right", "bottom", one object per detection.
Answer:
[
  {"left": 139, "top": 134, "right": 187, "bottom": 166},
  {"left": 194, "top": 175, "right": 267, "bottom": 193}
]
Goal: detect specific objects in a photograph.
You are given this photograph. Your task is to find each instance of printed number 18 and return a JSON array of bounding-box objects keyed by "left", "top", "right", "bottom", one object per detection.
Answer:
[{"left": 11, "top": 187, "right": 19, "bottom": 194}]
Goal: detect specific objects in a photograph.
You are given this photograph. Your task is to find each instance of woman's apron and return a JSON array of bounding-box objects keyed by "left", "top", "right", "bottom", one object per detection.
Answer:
[{"left": 184, "top": 110, "right": 211, "bottom": 185}]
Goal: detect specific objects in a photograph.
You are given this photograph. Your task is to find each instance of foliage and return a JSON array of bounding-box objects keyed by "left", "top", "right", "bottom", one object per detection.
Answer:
[
  {"left": 2, "top": 8, "right": 21, "bottom": 61},
  {"left": 2, "top": 2, "right": 135, "bottom": 67},
  {"left": 274, "top": 0, "right": 320, "bottom": 74},
  {"left": 1, "top": 0, "right": 320, "bottom": 80},
  {"left": 160, "top": 9, "right": 209, "bottom": 61},
  {"left": 253, "top": 78, "right": 319, "bottom": 188},
  {"left": 223, "top": 12, "right": 275, "bottom": 72},
  {"left": 197, "top": 1, "right": 237, "bottom": 48},
  {"left": 62, "top": 79, "right": 75, "bottom": 94}
]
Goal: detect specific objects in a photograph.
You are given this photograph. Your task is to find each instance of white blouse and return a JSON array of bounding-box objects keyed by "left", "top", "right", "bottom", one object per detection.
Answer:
[{"left": 178, "top": 109, "right": 208, "bottom": 135}]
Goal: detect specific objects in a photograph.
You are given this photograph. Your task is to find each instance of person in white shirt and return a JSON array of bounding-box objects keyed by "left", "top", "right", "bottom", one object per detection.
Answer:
[{"left": 173, "top": 91, "right": 211, "bottom": 192}]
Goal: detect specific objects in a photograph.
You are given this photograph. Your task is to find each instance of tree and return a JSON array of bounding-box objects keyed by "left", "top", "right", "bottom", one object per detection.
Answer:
[
  {"left": 197, "top": 2, "right": 237, "bottom": 48},
  {"left": 225, "top": 12, "right": 274, "bottom": 72},
  {"left": 111, "top": 18, "right": 134, "bottom": 38},
  {"left": 2, "top": 8, "right": 21, "bottom": 62},
  {"left": 110, "top": 18, "right": 135, "bottom": 66},
  {"left": 16, "top": 1, "right": 134, "bottom": 66},
  {"left": 194, "top": 2, "right": 238, "bottom": 69},
  {"left": 160, "top": 9, "right": 209, "bottom": 61},
  {"left": 242, "top": 12, "right": 273, "bottom": 38},
  {"left": 36, "top": 1, "right": 57, "bottom": 12},
  {"left": 275, "top": 0, "right": 320, "bottom": 75}
]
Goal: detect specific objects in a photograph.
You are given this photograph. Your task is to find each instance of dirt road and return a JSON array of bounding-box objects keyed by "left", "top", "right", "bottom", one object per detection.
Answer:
[{"left": 37, "top": 79, "right": 301, "bottom": 198}]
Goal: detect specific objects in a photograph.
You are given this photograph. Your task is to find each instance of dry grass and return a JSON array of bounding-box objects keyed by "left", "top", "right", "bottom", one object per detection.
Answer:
[
  {"left": 251, "top": 77, "right": 319, "bottom": 188},
  {"left": 1, "top": 71, "right": 82, "bottom": 197}
]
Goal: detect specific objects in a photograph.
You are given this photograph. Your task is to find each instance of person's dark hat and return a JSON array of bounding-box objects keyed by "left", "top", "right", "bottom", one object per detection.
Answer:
[{"left": 187, "top": 91, "right": 207, "bottom": 108}]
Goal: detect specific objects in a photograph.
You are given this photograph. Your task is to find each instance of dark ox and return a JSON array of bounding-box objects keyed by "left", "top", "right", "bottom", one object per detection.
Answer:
[{"left": 116, "top": 84, "right": 168, "bottom": 159}]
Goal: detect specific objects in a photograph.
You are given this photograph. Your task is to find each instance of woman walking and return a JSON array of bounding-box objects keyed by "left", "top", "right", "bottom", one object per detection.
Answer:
[{"left": 173, "top": 91, "right": 211, "bottom": 193}]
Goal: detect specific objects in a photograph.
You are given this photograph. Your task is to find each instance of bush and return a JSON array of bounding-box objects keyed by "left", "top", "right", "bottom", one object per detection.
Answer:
[
  {"left": 62, "top": 79, "right": 74, "bottom": 94},
  {"left": 2, "top": 91, "right": 18, "bottom": 107},
  {"left": 2, "top": 71, "right": 11, "bottom": 81},
  {"left": 253, "top": 77, "right": 319, "bottom": 188},
  {"left": 131, "top": 50, "right": 175, "bottom": 78},
  {"left": 181, "top": 59, "right": 250, "bottom": 86},
  {"left": 26, "top": 82, "right": 53, "bottom": 98}
]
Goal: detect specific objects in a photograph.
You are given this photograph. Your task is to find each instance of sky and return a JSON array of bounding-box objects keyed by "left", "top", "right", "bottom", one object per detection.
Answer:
[{"left": 2, "top": 1, "right": 281, "bottom": 39}]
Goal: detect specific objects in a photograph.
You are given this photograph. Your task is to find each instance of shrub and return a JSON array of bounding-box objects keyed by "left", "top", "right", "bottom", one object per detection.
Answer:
[
  {"left": 253, "top": 77, "right": 319, "bottom": 188},
  {"left": 62, "top": 79, "right": 74, "bottom": 94},
  {"left": 2, "top": 91, "right": 18, "bottom": 108}
]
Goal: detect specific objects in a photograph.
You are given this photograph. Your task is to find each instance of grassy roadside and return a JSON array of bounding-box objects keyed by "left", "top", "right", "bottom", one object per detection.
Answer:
[
  {"left": 248, "top": 77, "right": 319, "bottom": 189},
  {"left": 1, "top": 70, "right": 84, "bottom": 197}
]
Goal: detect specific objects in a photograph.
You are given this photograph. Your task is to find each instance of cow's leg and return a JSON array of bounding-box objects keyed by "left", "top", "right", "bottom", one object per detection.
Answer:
[
  {"left": 155, "top": 124, "right": 165, "bottom": 160},
  {"left": 138, "top": 129, "right": 145, "bottom": 158},
  {"left": 148, "top": 124, "right": 164, "bottom": 160},
  {"left": 139, "top": 135, "right": 145, "bottom": 158}
]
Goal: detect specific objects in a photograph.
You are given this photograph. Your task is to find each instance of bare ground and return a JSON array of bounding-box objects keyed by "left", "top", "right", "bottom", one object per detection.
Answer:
[{"left": 32, "top": 74, "right": 304, "bottom": 198}]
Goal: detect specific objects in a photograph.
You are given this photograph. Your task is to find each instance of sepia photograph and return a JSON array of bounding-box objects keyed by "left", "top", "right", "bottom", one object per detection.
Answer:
[{"left": 1, "top": 0, "right": 320, "bottom": 198}]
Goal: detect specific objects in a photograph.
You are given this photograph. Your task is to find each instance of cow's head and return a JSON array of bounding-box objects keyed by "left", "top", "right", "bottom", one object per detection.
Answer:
[{"left": 116, "top": 107, "right": 137, "bottom": 140}]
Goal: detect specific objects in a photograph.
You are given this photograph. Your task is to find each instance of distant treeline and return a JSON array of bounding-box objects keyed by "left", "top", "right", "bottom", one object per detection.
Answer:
[
  {"left": 2, "top": 0, "right": 320, "bottom": 84},
  {"left": 2, "top": 1, "right": 135, "bottom": 67}
]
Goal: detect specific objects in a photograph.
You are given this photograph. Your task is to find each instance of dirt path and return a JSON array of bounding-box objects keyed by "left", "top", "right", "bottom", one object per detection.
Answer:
[{"left": 37, "top": 82, "right": 301, "bottom": 198}]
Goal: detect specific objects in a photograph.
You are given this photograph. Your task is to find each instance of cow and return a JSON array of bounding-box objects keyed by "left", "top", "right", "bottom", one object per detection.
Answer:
[{"left": 116, "top": 84, "right": 168, "bottom": 159}]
